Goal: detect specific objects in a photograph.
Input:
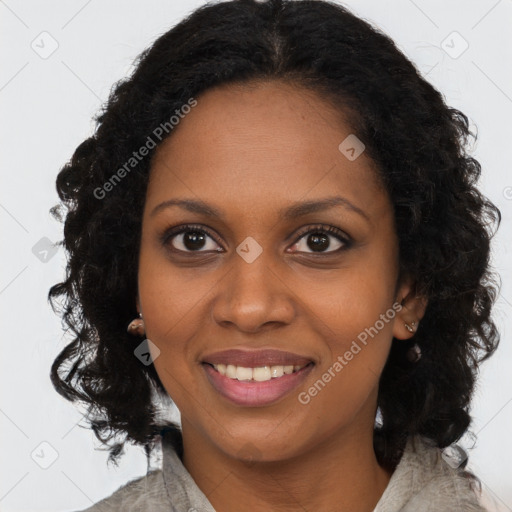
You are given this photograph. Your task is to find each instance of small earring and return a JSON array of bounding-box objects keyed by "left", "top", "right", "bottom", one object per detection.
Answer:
[
  {"left": 407, "top": 342, "right": 422, "bottom": 363},
  {"left": 127, "top": 314, "right": 145, "bottom": 336},
  {"left": 404, "top": 321, "right": 415, "bottom": 333}
]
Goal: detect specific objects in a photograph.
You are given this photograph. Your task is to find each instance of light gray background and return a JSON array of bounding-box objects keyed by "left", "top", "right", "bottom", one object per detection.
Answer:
[{"left": 1, "top": 1, "right": 511, "bottom": 511}]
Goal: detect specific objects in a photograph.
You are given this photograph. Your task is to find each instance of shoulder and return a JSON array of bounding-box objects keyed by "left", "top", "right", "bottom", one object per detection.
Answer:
[
  {"left": 406, "top": 437, "right": 485, "bottom": 511},
  {"left": 72, "top": 469, "right": 170, "bottom": 512},
  {"left": 375, "top": 435, "right": 486, "bottom": 512}
]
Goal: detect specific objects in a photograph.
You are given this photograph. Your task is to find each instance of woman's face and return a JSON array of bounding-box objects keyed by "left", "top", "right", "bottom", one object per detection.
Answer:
[{"left": 138, "top": 80, "right": 417, "bottom": 462}]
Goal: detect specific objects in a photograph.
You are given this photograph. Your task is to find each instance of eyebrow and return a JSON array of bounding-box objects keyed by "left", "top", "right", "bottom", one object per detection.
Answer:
[{"left": 150, "top": 195, "right": 369, "bottom": 221}]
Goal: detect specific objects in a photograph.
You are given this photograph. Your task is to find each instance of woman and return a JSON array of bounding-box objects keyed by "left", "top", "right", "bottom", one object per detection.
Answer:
[{"left": 50, "top": 0, "right": 501, "bottom": 510}]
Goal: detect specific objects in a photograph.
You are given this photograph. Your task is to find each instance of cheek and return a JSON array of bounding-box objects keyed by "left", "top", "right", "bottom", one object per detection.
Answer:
[
  {"left": 137, "top": 250, "right": 220, "bottom": 402},
  {"left": 297, "top": 249, "right": 397, "bottom": 344},
  {"left": 295, "top": 284, "right": 395, "bottom": 432},
  {"left": 138, "top": 239, "right": 214, "bottom": 336},
  {"left": 294, "top": 249, "right": 397, "bottom": 399}
]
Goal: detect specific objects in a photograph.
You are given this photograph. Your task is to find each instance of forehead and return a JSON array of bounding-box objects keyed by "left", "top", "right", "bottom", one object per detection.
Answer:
[{"left": 146, "top": 80, "right": 388, "bottom": 221}]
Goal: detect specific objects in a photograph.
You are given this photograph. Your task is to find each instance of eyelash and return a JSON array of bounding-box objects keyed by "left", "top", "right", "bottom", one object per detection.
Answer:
[{"left": 160, "top": 223, "right": 352, "bottom": 255}]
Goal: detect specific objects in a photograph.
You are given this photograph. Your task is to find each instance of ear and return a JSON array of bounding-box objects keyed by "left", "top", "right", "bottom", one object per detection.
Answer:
[{"left": 392, "top": 275, "right": 428, "bottom": 340}]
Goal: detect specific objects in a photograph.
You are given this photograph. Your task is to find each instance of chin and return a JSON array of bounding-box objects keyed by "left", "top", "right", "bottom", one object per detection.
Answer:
[{"left": 215, "top": 432, "right": 307, "bottom": 464}]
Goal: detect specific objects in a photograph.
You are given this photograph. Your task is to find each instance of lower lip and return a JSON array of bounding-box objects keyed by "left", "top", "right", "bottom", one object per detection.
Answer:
[{"left": 202, "top": 363, "right": 314, "bottom": 407}]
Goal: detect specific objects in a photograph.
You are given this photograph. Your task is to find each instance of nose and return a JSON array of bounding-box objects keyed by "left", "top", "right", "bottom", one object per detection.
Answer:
[{"left": 210, "top": 249, "right": 296, "bottom": 333}]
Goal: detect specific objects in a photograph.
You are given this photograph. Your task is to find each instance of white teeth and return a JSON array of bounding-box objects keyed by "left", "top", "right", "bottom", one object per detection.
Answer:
[
  {"left": 211, "top": 363, "right": 308, "bottom": 382},
  {"left": 235, "top": 366, "right": 253, "bottom": 381},
  {"left": 270, "top": 366, "right": 284, "bottom": 378},
  {"left": 226, "top": 364, "right": 237, "bottom": 379},
  {"left": 253, "top": 366, "right": 271, "bottom": 382}
]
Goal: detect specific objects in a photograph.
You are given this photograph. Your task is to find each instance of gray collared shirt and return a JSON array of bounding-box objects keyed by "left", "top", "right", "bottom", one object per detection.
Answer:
[{"left": 75, "top": 431, "right": 486, "bottom": 511}]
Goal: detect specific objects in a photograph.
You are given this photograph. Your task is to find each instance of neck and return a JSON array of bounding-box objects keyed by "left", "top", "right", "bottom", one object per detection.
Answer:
[{"left": 181, "top": 418, "right": 393, "bottom": 512}]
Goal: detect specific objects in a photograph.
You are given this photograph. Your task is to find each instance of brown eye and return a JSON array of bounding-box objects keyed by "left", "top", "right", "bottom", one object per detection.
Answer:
[
  {"left": 162, "top": 225, "right": 223, "bottom": 253},
  {"left": 289, "top": 225, "right": 351, "bottom": 254}
]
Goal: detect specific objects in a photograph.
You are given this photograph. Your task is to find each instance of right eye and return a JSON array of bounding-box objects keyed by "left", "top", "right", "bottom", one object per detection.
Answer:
[{"left": 161, "top": 224, "right": 224, "bottom": 253}]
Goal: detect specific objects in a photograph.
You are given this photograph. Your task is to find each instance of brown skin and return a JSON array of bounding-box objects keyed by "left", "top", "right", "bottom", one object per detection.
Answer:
[{"left": 137, "top": 80, "right": 427, "bottom": 512}]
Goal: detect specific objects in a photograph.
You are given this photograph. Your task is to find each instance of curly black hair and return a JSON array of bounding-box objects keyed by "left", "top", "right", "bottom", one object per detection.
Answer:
[{"left": 49, "top": 0, "right": 501, "bottom": 473}]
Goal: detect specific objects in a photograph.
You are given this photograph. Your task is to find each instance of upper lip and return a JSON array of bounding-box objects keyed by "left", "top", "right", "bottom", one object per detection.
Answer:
[{"left": 201, "top": 349, "right": 314, "bottom": 368}]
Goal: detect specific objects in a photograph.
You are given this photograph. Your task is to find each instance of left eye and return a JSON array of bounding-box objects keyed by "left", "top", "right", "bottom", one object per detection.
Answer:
[{"left": 289, "top": 228, "right": 348, "bottom": 254}]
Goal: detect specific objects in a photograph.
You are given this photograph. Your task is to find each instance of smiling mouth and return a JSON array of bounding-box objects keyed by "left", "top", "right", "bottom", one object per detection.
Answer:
[
  {"left": 203, "top": 362, "right": 313, "bottom": 382},
  {"left": 201, "top": 360, "right": 315, "bottom": 407}
]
